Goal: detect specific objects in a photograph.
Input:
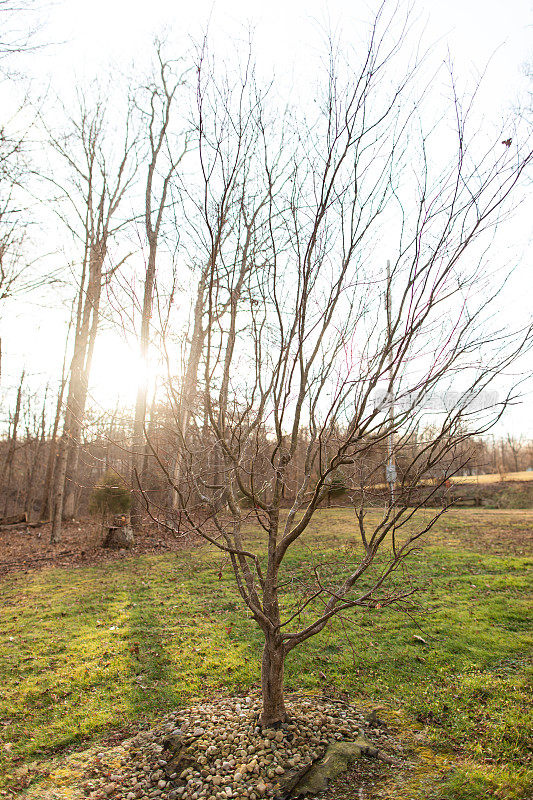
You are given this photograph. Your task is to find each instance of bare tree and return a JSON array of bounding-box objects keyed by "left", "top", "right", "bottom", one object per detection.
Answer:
[
  {"left": 501, "top": 434, "right": 527, "bottom": 473},
  {"left": 161, "top": 38, "right": 283, "bottom": 519},
  {"left": 130, "top": 46, "right": 187, "bottom": 532},
  {"left": 1, "top": 369, "right": 24, "bottom": 516},
  {"left": 22, "top": 385, "right": 47, "bottom": 519},
  {"left": 40, "top": 319, "right": 71, "bottom": 522},
  {"left": 0, "top": 2, "right": 53, "bottom": 383},
  {"left": 0, "top": 122, "right": 26, "bottom": 307},
  {"left": 155, "top": 13, "right": 532, "bottom": 727},
  {"left": 0, "top": 1, "right": 44, "bottom": 64},
  {"left": 167, "top": 266, "right": 208, "bottom": 512},
  {"left": 0, "top": 88, "right": 35, "bottom": 320},
  {"left": 48, "top": 92, "right": 137, "bottom": 542}
]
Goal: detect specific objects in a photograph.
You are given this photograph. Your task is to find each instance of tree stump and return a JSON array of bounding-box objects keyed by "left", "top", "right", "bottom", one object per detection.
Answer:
[{"left": 103, "top": 524, "right": 134, "bottom": 549}]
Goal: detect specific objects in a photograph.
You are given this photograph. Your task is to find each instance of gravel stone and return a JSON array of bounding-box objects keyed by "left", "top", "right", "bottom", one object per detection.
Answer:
[{"left": 69, "top": 692, "right": 380, "bottom": 800}]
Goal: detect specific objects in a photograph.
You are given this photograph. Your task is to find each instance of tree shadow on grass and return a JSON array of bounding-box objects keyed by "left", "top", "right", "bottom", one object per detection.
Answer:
[{"left": 125, "top": 571, "right": 182, "bottom": 719}]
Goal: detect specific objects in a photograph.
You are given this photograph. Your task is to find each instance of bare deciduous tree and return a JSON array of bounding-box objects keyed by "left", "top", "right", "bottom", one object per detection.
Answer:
[
  {"left": 1, "top": 369, "right": 24, "bottom": 516},
  {"left": 130, "top": 46, "right": 187, "bottom": 532},
  {"left": 0, "top": 0, "right": 42, "bottom": 60},
  {"left": 154, "top": 15, "right": 532, "bottom": 727},
  {"left": 48, "top": 93, "right": 137, "bottom": 542},
  {"left": 162, "top": 39, "right": 284, "bottom": 517},
  {"left": 40, "top": 314, "right": 72, "bottom": 522}
]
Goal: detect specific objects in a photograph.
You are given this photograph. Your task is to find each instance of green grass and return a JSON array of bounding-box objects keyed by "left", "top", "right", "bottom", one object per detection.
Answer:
[{"left": 0, "top": 508, "right": 532, "bottom": 799}]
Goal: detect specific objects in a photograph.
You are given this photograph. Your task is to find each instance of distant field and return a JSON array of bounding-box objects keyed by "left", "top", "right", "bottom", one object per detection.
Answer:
[
  {"left": 0, "top": 508, "right": 531, "bottom": 800},
  {"left": 367, "top": 470, "right": 533, "bottom": 494},
  {"left": 451, "top": 471, "right": 533, "bottom": 484}
]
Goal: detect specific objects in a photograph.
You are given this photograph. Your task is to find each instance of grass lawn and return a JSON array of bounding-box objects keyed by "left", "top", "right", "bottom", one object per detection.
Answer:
[{"left": 0, "top": 508, "right": 531, "bottom": 799}]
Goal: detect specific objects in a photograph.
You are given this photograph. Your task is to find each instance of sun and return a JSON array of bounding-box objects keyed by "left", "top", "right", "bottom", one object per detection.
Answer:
[{"left": 89, "top": 333, "right": 164, "bottom": 411}]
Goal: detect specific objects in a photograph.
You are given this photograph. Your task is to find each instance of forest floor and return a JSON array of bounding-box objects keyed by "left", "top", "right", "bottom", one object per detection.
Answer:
[
  {"left": 0, "top": 508, "right": 531, "bottom": 800},
  {"left": 0, "top": 518, "right": 200, "bottom": 577}
]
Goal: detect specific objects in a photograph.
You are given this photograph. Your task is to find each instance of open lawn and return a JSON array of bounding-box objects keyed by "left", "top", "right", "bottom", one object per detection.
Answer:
[{"left": 0, "top": 509, "right": 532, "bottom": 800}]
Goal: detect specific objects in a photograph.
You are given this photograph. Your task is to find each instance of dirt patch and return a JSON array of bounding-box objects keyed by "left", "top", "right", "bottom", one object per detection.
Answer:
[{"left": 0, "top": 518, "right": 199, "bottom": 578}]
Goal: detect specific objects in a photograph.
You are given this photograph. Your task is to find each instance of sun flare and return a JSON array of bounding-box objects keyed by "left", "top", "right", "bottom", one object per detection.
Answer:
[{"left": 89, "top": 336, "right": 164, "bottom": 410}]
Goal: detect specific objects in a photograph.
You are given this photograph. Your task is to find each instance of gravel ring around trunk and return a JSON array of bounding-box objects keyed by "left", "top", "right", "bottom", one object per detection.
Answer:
[{"left": 72, "top": 693, "right": 395, "bottom": 800}]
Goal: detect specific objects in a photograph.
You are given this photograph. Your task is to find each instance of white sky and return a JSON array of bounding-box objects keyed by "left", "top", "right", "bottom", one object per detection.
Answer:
[
  {"left": 45, "top": 0, "right": 531, "bottom": 89},
  {"left": 1, "top": 0, "right": 532, "bottom": 435}
]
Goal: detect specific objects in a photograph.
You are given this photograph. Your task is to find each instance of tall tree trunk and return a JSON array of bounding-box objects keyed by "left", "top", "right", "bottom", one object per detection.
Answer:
[
  {"left": 64, "top": 257, "right": 102, "bottom": 518},
  {"left": 50, "top": 408, "right": 71, "bottom": 543},
  {"left": 52, "top": 328, "right": 90, "bottom": 537},
  {"left": 131, "top": 53, "right": 185, "bottom": 527},
  {"left": 25, "top": 392, "right": 47, "bottom": 521},
  {"left": 53, "top": 246, "right": 105, "bottom": 538},
  {"left": 131, "top": 239, "right": 157, "bottom": 532},
  {"left": 40, "top": 377, "right": 66, "bottom": 521},
  {"left": 1, "top": 371, "right": 24, "bottom": 517},
  {"left": 170, "top": 270, "right": 206, "bottom": 510}
]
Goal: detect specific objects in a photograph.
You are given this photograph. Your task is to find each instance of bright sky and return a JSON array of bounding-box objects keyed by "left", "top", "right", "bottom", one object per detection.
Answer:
[
  {"left": 44, "top": 0, "right": 531, "bottom": 92},
  {"left": 1, "top": 0, "right": 532, "bottom": 433}
]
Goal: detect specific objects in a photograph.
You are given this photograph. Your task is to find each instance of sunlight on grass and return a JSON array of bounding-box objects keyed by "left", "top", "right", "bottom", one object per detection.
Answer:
[{"left": 0, "top": 509, "right": 531, "bottom": 798}]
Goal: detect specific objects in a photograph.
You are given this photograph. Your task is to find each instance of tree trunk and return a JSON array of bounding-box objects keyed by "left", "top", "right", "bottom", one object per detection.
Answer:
[
  {"left": 40, "top": 381, "right": 65, "bottom": 521},
  {"left": 54, "top": 249, "right": 103, "bottom": 534},
  {"left": 1, "top": 371, "right": 24, "bottom": 517},
  {"left": 25, "top": 430, "right": 44, "bottom": 522},
  {"left": 132, "top": 50, "right": 184, "bottom": 526},
  {"left": 64, "top": 263, "right": 101, "bottom": 519},
  {"left": 130, "top": 240, "right": 157, "bottom": 533},
  {"left": 51, "top": 419, "right": 70, "bottom": 543},
  {"left": 63, "top": 441, "right": 80, "bottom": 518},
  {"left": 260, "top": 637, "right": 287, "bottom": 727},
  {"left": 170, "top": 269, "right": 206, "bottom": 509}
]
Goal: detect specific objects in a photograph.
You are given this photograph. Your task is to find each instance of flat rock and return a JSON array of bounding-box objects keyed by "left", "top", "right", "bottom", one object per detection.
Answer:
[{"left": 288, "top": 738, "right": 378, "bottom": 797}]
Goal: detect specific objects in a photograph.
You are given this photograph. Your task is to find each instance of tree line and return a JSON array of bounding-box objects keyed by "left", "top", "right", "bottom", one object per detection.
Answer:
[{"left": 1, "top": 390, "right": 532, "bottom": 525}]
